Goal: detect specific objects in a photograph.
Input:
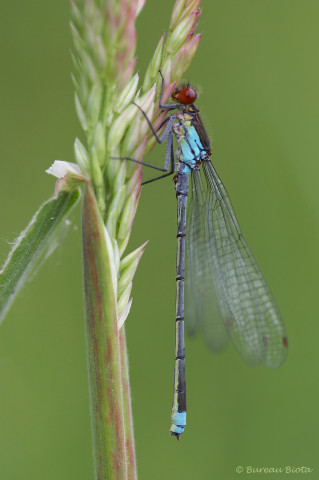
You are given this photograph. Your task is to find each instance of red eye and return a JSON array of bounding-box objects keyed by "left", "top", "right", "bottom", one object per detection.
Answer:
[{"left": 172, "top": 87, "right": 197, "bottom": 105}]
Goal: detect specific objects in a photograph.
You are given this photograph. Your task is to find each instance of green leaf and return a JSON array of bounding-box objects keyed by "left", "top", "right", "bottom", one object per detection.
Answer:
[{"left": 0, "top": 189, "right": 80, "bottom": 323}]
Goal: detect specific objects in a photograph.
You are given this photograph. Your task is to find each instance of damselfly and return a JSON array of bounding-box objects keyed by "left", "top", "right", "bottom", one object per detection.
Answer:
[{"left": 117, "top": 72, "right": 288, "bottom": 439}]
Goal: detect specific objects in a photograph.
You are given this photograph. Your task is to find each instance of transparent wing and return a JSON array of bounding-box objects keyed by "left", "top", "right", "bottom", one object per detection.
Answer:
[
  {"left": 185, "top": 168, "right": 229, "bottom": 352},
  {"left": 186, "top": 161, "right": 287, "bottom": 367}
]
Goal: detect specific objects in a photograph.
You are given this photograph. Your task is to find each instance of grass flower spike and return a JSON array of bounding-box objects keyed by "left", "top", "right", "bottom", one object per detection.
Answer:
[{"left": 70, "top": 0, "right": 201, "bottom": 478}]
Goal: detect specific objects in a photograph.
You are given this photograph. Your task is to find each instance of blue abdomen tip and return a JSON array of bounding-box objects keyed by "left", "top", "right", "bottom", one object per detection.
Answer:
[
  {"left": 172, "top": 411, "right": 186, "bottom": 427},
  {"left": 170, "top": 424, "right": 185, "bottom": 436}
]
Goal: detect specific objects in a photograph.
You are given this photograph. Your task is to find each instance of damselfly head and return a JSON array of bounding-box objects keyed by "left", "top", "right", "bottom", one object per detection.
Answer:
[{"left": 172, "top": 85, "right": 198, "bottom": 105}]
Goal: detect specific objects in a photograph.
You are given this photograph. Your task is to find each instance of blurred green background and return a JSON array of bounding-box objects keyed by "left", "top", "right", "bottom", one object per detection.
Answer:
[{"left": 1, "top": 1, "right": 318, "bottom": 479}]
